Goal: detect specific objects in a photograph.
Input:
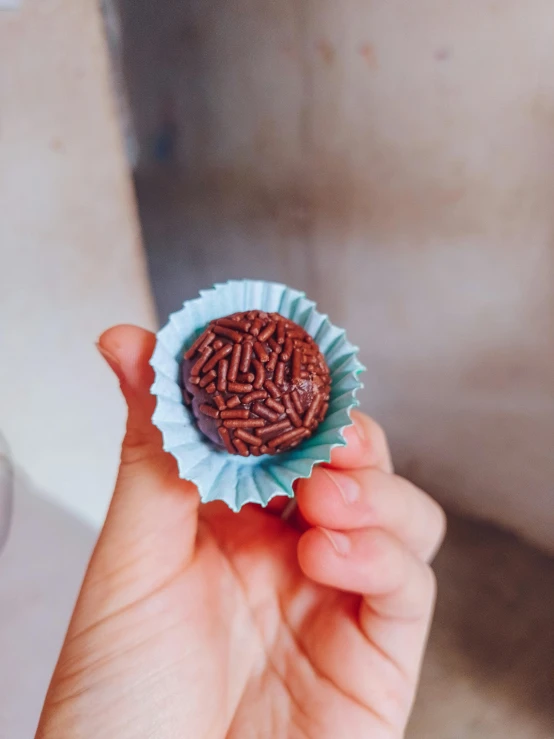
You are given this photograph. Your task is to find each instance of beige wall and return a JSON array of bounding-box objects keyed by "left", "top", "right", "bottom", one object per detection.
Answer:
[
  {"left": 123, "top": 0, "right": 554, "bottom": 550},
  {"left": 0, "top": 0, "right": 156, "bottom": 526},
  {"left": 1, "top": 0, "right": 552, "bottom": 546}
]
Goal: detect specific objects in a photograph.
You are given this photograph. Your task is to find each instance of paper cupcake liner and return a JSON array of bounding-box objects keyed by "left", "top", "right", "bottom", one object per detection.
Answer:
[{"left": 150, "top": 280, "right": 364, "bottom": 511}]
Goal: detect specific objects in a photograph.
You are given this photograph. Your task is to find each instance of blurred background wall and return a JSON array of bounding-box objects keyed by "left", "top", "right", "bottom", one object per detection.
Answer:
[
  {"left": 1, "top": 2, "right": 553, "bottom": 738},
  {"left": 2, "top": 0, "right": 553, "bottom": 544},
  {"left": 0, "top": 0, "right": 156, "bottom": 526},
  {"left": 117, "top": 0, "right": 554, "bottom": 551},
  {"left": 0, "top": 2, "right": 552, "bottom": 543}
]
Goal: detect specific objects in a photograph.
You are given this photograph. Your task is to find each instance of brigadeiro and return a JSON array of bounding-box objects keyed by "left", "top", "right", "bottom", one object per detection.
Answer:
[{"left": 181, "top": 310, "right": 332, "bottom": 456}]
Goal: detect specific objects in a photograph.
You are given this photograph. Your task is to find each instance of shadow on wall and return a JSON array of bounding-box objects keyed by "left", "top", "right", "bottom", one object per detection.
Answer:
[
  {"left": 112, "top": 0, "right": 554, "bottom": 553},
  {"left": 409, "top": 513, "right": 554, "bottom": 739}
]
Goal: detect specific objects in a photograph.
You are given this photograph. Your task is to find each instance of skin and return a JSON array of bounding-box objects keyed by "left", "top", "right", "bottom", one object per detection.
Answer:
[{"left": 36, "top": 325, "right": 446, "bottom": 739}]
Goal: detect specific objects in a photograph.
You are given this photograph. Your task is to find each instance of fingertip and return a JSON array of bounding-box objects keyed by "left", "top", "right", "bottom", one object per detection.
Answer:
[
  {"left": 327, "top": 410, "right": 393, "bottom": 473},
  {"left": 297, "top": 527, "right": 322, "bottom": 577},
  {"left": 98, "top": 324, "right": 156, "bottom": 362},
  {"left": 97, "top": 325, "right": 156, "bottom": 393}
]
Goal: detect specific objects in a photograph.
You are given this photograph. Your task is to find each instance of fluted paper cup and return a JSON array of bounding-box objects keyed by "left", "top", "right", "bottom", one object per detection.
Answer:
[{"left": 150, "top": 280, "right": 364, "bottom": 511}]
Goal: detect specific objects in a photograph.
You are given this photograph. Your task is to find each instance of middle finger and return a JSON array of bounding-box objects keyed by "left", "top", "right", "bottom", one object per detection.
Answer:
[{"left": 296, "top": 466, "right": 446, "bottom": 562}]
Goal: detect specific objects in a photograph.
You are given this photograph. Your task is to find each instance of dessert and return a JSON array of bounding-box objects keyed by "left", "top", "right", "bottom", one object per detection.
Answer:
[{"left": 181, "top": 310, "right": 331, "bottom": 456}]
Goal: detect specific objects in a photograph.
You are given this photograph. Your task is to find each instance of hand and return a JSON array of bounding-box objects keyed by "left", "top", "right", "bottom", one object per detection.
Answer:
[{"left": 36, "top": 325, "right": 446, "bottom": 739}]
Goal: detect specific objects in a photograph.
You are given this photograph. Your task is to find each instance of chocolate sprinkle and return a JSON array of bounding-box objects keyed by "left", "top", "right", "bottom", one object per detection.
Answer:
[
  {"left": 291, "top": 388, "right": 303, "bottom": 415},
  {"left": 268, "top": 338, "right": 281, "bottom": 354},
  {"left": 218, "top": 426, "right": 235, "bottom": 454},
  {"left": 252, "top": 359, "right": 265, "bottom": 390},
  {"left": 191, "top": 346, "right": 213, "bottom": 376},
  {"left": 282, "top": 394, "right": 302, "bottom": 428},
  {"left": 303, "top": 394, "right": 322, "bottom": 428},
  {"left": 274, "top": 361, "right": 286, "bottom": 387},
  {"left": 253, "top": 341, "right": 269, "bottom": 362},
  {"left": 220, "top": 409, "right": 250, "bottom": 420},
  {"left": 212, "top": 325, "right": 244, "bottom": 343},
  {"left": 237, "top": 372, "right": 255, "bottom": 384},
  {"left": 233, "top": 438, "right": 250, "bottom": 457},
  {"left": 228, "top": 343, "right": 241, "bottom": 382},
  {"left": 235, "top": 428, "right": 263, "bottom": 447},
  {"left": 242, "top": 390, "right": 268, "bottom": 404},
  {"left": 265, "top": 397, "right": 286, "bottom": 415},
  {"left": 256, "top": 419, "right": 293, "bottom": 439},
  {"left": 277, "top": 320, "right": 285, "bottom": 345},
  {"left": 184, "top": 329, "right": 210, "bottom": 360},
  {"left": 264, "top": 379, "right": 280, "bottom": 399},
  {"left": 198, "top": 331, "right": 216, "bottom": 353},
  {"left": 239, "top": 341, "right": 253, "bottom": 373},
  {"left": 223, "top": 418, "right": 266, "bottom": 429},
  {"left": 199, "top": 403, "right": 219, "bottom": 419},
  {"left": 228, "top": 381, "right": 253, "bottom": 393},
  {"left": 199, "top": 369, "right": 217, "bottom": 388},
  {"left": 267, "top": 427, "right": 309, "bottom": 450},
  {"left": 214, "top": 394, "right": 226, "bottom": 411},
  {"left": 202, "top": 344, "right": 233, "bottom": 374},
  {"left": 282, "top": 338, "right": 293, "bottom": 361},
  {"left": 181, "top": 310, "right": 331, "bottom": 456},
  {"left": 226, "top": 395, "right": 241, "bottom": 408},
  {"left": 266, "top": 352, "right": 279, "bottom": 373},
  {"left": 251, "top": 401, "right": 281, "bottom": 423}
]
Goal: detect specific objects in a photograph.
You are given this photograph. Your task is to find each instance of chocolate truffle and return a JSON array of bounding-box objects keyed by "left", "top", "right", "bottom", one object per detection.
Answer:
[{"left": 181, "top": 311, "right": 331, "bottom": 456}]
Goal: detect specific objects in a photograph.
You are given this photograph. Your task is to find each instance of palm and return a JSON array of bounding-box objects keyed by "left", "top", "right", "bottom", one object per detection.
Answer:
[
  {"left": 47, "top": 501, "right": 405, "bottom": 739},
  {"left": 179, "top": 503, "right": 407, "bottom": 739}
]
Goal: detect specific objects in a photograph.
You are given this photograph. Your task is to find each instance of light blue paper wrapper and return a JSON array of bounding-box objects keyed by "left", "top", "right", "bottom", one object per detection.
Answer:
[{"left": 150, "top": 280, "right": 364, "bottom": 511}]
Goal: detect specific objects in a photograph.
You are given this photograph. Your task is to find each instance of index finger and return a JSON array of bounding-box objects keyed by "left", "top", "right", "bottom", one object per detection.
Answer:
[
  {"left": 254, "top": 411, "right": 392, "bottom": 523},
  {"left": 327, "top": 410, "right": 393, "bottom": 473}
]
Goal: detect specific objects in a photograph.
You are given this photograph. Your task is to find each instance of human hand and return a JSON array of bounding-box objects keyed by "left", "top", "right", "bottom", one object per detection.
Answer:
[{"left": 36, "top": 325, "right": 445, "bottom": 739}]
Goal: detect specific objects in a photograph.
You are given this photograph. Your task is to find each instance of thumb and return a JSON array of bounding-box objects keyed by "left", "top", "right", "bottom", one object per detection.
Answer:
[{"left": 93, "top": 325, "right": 199, "bottom": 584}]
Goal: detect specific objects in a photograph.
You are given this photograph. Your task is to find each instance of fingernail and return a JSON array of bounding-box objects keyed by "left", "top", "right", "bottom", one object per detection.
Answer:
[
  {"left": 320, "top": 528, "right": 351, "bottom": 556},
  {"left": 322, "top": 468, "right": 359, "bottom": 504},
  {"left": 96, "top": 342, "right": 123, "bottom": 381}
]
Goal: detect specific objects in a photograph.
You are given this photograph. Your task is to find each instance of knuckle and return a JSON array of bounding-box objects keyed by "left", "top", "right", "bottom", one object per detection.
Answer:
[
  {"left": 120, "top": 425, "right": 158, "bottom": 468},
  {"left": 363, "top": 416, "right": 393, "bottom": 472},
  {"left": 364, "top": 527, "right": 390, "bottom": 557},
  {"left": 365, "top": 415, "right": 387, "bottom": 450},
  {"left": 435, "top": 504, "right": 447, "bottom": 544},
  {"left": 381, "top": 672, "right": 414, "bottom": 725},
  {"left": 427, "top": 503, "right": 447, "bottom": 561},
  {"left": 437, "top": 503, "right": 447, "bottom": 536},
  {"left": 404, "top": 562, "right": 437, "bottom": 622},
  {"left": 122, "top": 423, "right": 150, "bottom": 452},
  {"left": 364, "top": 529, "right": 405, "bottom": 589},
  {"left": 422, "top": 564, "right": 437, "bottom": 606}
]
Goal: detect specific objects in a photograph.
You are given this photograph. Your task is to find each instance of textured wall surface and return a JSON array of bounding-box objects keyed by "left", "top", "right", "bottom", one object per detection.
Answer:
[
  {"left": 0, "top": 0, "right": 156, "bottom": 526},
  {"left": 119, "top": 0, "right": 554, "bottom": 550}
]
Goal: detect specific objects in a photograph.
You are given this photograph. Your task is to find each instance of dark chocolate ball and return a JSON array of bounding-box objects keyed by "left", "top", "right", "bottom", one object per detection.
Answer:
[{"left": 181, "top": 311, "right": 331, "bottom": 456}]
